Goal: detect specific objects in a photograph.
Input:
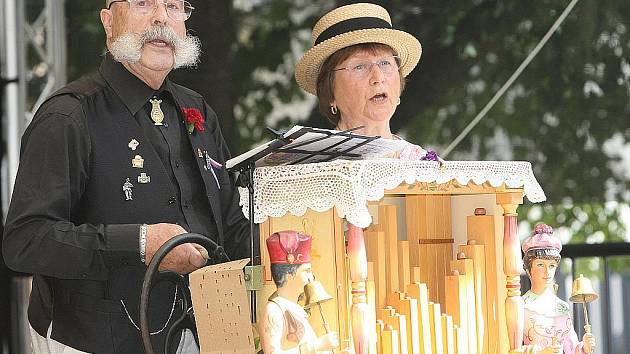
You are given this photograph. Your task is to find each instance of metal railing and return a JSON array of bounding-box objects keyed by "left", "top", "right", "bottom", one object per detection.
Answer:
[
  {"left": 519, "top": 242, "right": 630, "bottom": 354},
  {"left": 561, "top": 243, "right": 630, "bottom": 354}
]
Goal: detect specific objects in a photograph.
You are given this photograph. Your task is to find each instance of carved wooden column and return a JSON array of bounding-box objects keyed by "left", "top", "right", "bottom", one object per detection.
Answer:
[
  {"left": 497, "top": 193, "right": 525, "bottom": 353},
  {"left": 347, "top": 224, "right": 369, "bottom": 354}
]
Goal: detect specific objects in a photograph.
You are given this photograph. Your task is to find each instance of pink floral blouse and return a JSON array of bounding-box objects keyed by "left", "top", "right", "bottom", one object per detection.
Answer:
[{"left": 523, "top": 289, "right": 585, "bottom": 354}]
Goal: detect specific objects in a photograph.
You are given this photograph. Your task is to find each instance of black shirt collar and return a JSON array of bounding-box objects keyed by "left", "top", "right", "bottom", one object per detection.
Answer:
[{"left": 99, "top": 54, "right": 174, "bottom": 115}]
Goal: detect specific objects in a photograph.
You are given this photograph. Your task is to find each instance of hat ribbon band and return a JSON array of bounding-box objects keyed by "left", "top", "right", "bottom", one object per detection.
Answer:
[{"left": 315, "top": 17, "right": 393, "bottom": 46}]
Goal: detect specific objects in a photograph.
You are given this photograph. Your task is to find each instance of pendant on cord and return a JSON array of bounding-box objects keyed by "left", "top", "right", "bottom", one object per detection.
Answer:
[{"left": 149, "top": 97, "right": 164, "bottom": 126}]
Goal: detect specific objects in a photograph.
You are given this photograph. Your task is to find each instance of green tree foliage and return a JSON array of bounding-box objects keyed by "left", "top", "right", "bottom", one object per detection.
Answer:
[
  {"left": 390, "top": 0, "right": 630, "bottom": 207},
  {"left": 64, "top": 1, "right": 629, "bottom": 243}
]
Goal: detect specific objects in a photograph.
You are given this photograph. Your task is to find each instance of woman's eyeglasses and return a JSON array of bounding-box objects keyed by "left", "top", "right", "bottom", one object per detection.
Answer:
[{"left": 333, "top": 56, "right": 400, "bottom": 79}]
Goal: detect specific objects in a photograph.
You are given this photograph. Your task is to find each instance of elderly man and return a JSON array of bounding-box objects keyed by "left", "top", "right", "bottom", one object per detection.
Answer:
[{"left": 2, "top": 1, "right": 250, "bottom": 353}]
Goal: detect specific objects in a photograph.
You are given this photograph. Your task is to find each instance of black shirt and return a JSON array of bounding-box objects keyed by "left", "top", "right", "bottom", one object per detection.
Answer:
[
  {"left": 2, "top": 56, "right": 238, "bottom": 279},
  {"left": 2, "top": 55, "right": 253, "bottom": 353}
]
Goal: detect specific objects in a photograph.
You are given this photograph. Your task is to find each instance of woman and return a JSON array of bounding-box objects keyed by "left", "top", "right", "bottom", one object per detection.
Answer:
[
  {"left": 521, "top": 224, "right": 595, "bottom": 354},
  {"left": 295, "top": 3, "right": 439, "bottom": 161}
]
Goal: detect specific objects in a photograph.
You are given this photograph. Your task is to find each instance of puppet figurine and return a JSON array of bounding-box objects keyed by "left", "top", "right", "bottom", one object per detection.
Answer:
[
  {"left": 261, "top": 231, "right": 339, "bottom": 354},
  {"left": 521, "top": 224, "right": 596, "bottom": 354}
]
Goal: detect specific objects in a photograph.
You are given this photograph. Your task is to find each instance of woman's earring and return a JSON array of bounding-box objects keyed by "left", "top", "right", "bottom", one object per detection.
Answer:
[
  {"left": 397, "top": 98, "right": 401, "bottom": 106},
  {"left": 330, "top": 105, "right": 338, "bottom": 115}
]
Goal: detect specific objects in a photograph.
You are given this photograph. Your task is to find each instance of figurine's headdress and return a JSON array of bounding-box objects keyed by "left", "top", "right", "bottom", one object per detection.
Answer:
[
  {"left": 522, "top": 223, "right": 562, "bottom": 254},
  {"left": 266, "top": 231, "right": 312, "bottom": 265}
]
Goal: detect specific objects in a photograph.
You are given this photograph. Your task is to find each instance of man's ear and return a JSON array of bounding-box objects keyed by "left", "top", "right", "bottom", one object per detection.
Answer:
[{"left": 100, "top": 9, "right": 113, "bottom": 39}]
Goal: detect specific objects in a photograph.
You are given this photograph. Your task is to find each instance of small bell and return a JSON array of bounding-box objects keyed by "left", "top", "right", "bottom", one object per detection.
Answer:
[
  {"left": 569, "top": 274, "right": 599, "bottom": 342},
  {"left": 303, "top": 280, "right": 334, "bottom": 334},
  {"left": 569, "top": 274, "right": 598, "bottom": 304},
  {"left": 304, "top": 280, "right": 333, "bottom": 309}
]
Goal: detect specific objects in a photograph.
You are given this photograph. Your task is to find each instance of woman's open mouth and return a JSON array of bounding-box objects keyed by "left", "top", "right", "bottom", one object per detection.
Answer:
[{"left": 370, "top": 92, "right": 388, "bottom": 102}]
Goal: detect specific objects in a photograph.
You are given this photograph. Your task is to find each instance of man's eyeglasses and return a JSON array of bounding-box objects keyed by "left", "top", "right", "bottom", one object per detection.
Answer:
[
  {"left": 333, "top": 56, "right": 400, "bottom": 79},
  {"left": 107, "top": 0, "right": 194, "bottom": 22}
]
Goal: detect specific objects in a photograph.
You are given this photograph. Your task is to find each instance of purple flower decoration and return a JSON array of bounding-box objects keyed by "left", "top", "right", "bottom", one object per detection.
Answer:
[{"left": 421, "top": 150, "right": 440, "bottom": 162}]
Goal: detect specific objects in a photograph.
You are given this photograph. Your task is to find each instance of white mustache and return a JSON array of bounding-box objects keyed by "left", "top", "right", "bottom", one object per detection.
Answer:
[
  {"left": 109, "top": 25, "right": 201, "bottom": 69},
  {"left": 141, "top": 26, "right": 177, "bottom": 48}
]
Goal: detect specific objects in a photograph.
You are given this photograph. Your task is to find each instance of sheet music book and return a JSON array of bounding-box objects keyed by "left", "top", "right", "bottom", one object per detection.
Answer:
[{"left": 226, "top": 125, "right": 412, "bottom": 171}]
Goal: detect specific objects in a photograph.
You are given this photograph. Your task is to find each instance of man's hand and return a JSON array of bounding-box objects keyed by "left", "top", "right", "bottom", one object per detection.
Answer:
[{"left": 144, "top": 223, "right": 207, "bottom": 274}]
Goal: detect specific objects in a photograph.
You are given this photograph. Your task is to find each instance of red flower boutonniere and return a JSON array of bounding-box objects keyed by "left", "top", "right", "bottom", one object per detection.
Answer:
[{"left": 181, "top": 107, "right": 206, "bottom": 134}]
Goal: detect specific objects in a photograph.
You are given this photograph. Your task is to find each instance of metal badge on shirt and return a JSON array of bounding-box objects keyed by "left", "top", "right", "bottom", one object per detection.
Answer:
[
  {"left": 138, "top": 172, "right": 151, "bottom": 184},
  {"left": 132, "top": 155, "right": 144, "bottom": 168},
  {"left": 122, "top": 178, "right": 134, "bottom": 201},
  {"left": 149, "top": 98, "right": 164, "bottom": 126},
  {"left": 128, "top": 139, "right": 140, "bottom": 151}
]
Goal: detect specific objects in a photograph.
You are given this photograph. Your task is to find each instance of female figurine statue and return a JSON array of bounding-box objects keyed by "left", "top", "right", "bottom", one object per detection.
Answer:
[
  {"left": 521, "top": 224, "right": 596, "bottom": 354},
  {"left": 261, "top": 231, "right": 339, "bottom": 353}
]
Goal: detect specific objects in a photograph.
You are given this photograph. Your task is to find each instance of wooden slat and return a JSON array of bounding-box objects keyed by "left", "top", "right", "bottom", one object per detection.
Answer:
[
  {"left": 376, "top": 320, "right": 385, "bottom": 354},
  {"left": 384, "top": 313, "right": 408, "bottom": 354},
  {"left": 399, "top": 297, "right": 421, "bottom": 354},
  {"left": 437, "top": 195, "right": 452, "bottom": 241},
  {"left": 398, "top": 241, "right": 411, "bottom": 290},
  {"left": 467, "top": 211, "right": 504, "bottom": 354},
  {"left": 365, "top": 230, "right": 387, "bottom": 312},
  {"left": 404, "top": 195, "right": 422, "bottom": 268},
  {"left": 437, "top": 244, "right": 450, "bottom": 306},
  {"left": 444, "top": 271, "right": 468, "bottom": 351},
  {"left": 450, "top": 257, "right": 478, "bottom": 354},
  {"left": 441, "top": 314, "right": 455, "bottom": 354},
  {"left": 429, "top": 302, "right": 444, "bottom": 354},
  {"left": 460, "top": 243, "right": 488, "bottom": 354},
  {"left": 411, "top": 267, "right": 422, "bottom": 284},
  {"left": 426, "top": 243, "right": 438, "bottom": 303},
  {"left": 381, "top": 325, "right": 399, "bottom": 354},
  {"left": 380, "top": 205, "right": 401, "bottom": 293},
  {"left": 406, "top": 283, "right": 432, "bottom": 354},
  {"left": 454, "top": 325, "right": 466, "bottom": 354}
]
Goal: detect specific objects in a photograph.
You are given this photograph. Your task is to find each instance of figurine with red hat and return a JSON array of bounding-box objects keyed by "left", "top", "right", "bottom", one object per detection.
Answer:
[
  {"left": 260, "top": 230, "right": 339, "bottom": 354},
  {"left": 521, "top": 224, "right": 596, "bottom": 354}
]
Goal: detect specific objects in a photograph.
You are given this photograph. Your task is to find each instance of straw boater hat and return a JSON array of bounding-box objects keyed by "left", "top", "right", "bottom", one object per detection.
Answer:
[{"left": 295, "top": 3, "right": 422, "bottom": 95}]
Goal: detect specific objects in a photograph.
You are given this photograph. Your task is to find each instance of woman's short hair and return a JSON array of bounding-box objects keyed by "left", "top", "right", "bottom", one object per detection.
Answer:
[
  {"left": 523, "top": 248, "right": 561, "bottom": 272},
  {"left": 316, "top": 43, "right": 406, "bottom": 127}
]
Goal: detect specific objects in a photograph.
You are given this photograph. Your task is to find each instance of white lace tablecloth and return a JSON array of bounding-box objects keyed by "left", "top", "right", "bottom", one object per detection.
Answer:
[{"left": 239, "top": 159, "right": 546, "bottom": 228}]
